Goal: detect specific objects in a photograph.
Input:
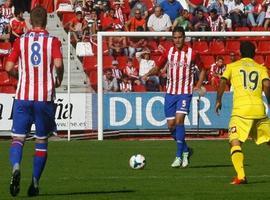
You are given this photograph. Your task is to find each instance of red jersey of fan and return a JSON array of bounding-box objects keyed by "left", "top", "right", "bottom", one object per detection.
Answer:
[
  {"left": 156, "top": 45, "right": 202, "bottom": 94},
  {"left": 7, "top": 29, "right": 63, "bottom": 101}
]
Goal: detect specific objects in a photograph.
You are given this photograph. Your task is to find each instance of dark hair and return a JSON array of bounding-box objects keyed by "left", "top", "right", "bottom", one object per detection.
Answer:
[
  {"left": 136, "top": 26, "right": 144, "bottom": 31},
  {"left": 216, "top": 55, "right": 224, "bottom": 61},
  {"left": 30, "top": 6, "right": 47, "bottom": 28},
  {"left": 210, "top": 8, "right": 217, "bottom": 14},
  {"left": 172, "top": 26, "right": 185, "bottom": 37},
  {"left": 240, "top": 41, "right": 255, "bottom": 58},
  {"left": 14, "top": 9, "right": 23, "bottom": 17}
]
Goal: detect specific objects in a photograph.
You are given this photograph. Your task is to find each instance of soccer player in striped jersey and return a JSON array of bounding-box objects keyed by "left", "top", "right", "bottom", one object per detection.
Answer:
[
  {"left": 215, "top": 41, "right": 270, "bottom": 184},
  {"left": 142, "top": 27, "right": 206, "bottom": 168},
  {"left": 5, "top": 6, "right": 63, "bottom": 196}
]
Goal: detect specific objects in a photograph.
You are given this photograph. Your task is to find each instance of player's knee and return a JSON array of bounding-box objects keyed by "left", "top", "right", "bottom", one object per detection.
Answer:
[
  {"left": 35, "top": 138, "right": 48, "bottom": 144},
  {"left": 12, "top": 136, "right": 25, "bottom": 143},
  {"left": 230, "top": 139, "right": 241, "bottom": 147}
]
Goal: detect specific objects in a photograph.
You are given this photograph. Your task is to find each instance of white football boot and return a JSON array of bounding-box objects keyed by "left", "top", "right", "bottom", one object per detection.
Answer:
[{"left": 171, "top": 157, "right": 182, "bottom": 168}]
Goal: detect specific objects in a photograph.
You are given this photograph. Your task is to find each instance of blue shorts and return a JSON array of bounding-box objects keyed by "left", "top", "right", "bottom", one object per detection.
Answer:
[
  {"left": 11, "top": 100, "right": 57, "bottom": 139},
  {"left": 164, "top": 94, "right": 192, "bottom": 119}
]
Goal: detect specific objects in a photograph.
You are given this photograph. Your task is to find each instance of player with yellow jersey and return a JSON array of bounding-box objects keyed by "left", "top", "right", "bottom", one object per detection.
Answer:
[{"left": 215, "top": 41, "right": 270, "bottom": 185}]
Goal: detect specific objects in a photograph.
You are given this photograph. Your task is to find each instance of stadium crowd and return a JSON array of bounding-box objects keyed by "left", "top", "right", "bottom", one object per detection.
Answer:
[{"left": 0, "top": 0, "right": 270, "bottom": 93}]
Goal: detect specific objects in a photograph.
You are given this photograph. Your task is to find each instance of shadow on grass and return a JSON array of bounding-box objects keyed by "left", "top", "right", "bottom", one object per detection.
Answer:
[
  {"left": 189, "top": 164, "right": 232, "bottom": 168},
  {"left": 39, "top": 189, "right": 135, "bottom": 197}
]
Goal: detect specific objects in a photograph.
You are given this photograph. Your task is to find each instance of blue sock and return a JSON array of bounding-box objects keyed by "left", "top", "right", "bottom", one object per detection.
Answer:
[
  {"left": 10, "top": 140, "right": 24, "bottom": 170},
  {"left": 171, "top": 129, "right": 176, "bottom": 140},
  {"left": 33, "top": 143, "right": 48, "bottom": 182},
  {"left": 175, "top": 125, "right": 185, "bottom": 158}
]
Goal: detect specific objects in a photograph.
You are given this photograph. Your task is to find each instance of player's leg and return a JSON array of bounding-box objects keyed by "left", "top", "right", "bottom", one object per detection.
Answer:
[
  {"left": 164, "top": 94, "right": 181, "bottom": 167},
  {"left": 9, "top": 100, "right": 33, "bottom": 196},
  {"left": 175, "top": 94, "right": 192, "bottom": 168},
  {"left": 27, "top": 101, "right": 56, "bottom": 196},
  {"left": 28, "top": 138, "right": 48, "bottom": 197},
  {"left": 230, "top": 140, "right": 247, "bottom": 184},
  {"left": 228, "top": 116, "right": 251, "bottom": 184}
]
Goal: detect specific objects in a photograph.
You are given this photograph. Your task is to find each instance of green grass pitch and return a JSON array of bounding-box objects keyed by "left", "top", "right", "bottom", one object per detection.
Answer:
[{"left": 1, "top": 140, "right": 270, "bottom": 200}]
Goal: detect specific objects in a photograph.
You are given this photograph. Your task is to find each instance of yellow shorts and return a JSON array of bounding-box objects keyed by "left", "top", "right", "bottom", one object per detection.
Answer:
[{"left": 228, "top": 116, "right": 270, "bottom": 145}]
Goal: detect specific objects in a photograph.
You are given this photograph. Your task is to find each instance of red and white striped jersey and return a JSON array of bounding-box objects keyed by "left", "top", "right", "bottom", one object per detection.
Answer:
[
  {"left": 119, "top": 81, "right": 132, "bottom": 92},
  {"left": 7, "top": 29, "right": 63, "bottom": 101},
  {"left": 207, "top": 15, "right": 224, "bottom": 32},
  {"left": 156, "top": 45, "right": 202, "bottom": 95},
  {"left": 0, "top": 4, "right": 13, "bottom": 20}
]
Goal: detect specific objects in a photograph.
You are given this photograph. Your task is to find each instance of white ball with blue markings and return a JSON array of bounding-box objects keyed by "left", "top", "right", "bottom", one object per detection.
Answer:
[{"left": 129, "top": 154, "right": 146, "bottom": 169}]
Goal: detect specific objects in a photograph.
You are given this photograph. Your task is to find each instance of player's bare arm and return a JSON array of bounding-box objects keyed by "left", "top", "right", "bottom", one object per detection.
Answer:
[
  {"left": 141, "top": 66, "right": 160, "bottom": 81},
  {"left": 215, "top": 78, "right": 227, "bottom": 115},
  {"left": 5, "top": 61, "right": 18, "bottom": 79},
  {"left": 263, "top": 78, "right": 270, "bottom": 106},
  {"left": 194, "top": 67, "right": 206, "bottom": 90},
  {"left": 54, "top": 58, "right": 64, "bottom": 88}
]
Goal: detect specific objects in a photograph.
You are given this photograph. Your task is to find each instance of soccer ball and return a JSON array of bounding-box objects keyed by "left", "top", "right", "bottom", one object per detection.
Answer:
[{"left": 129, "top": 154, "right": 146, "bottom": 169}]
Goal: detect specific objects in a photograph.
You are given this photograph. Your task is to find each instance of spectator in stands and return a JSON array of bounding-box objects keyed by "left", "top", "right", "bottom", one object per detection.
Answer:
[
  {"left": 190, "top": 8, "right": 210, "bottom": 31},
  {"left": 123, "top": 57, "right": 139, "bottom": 82},
  {"left": 113, "top": 0, "right": 126, "bottom": 26},
  {"left": 136, "top": 49, "right": 160, "bottom": 91},
  {"left": 65, "top": 10, "right": 84, "bottom": 43},
  {"left": 229, "top": 51, "right": 237, "bottom": 62},
  {"left": 73, "top": 0, "right": 83, "bottom": 13},
  {"left": 208, "top": 56, "right": 226, "bottom": 90},
  {"left": 83, "top": 10, "right": 99, "bottom": 38},
  {"left": 207, "top": 8, "right": 226, "bottom": 31},
  {"left": 160, "top": 0, "right": 183, "bottom": 22},
  {"left": 0, "top": 9, "right": 10, "bottom": 42},
  {"left": 147, "top": 6, "right": 172, "bottom": 31},
  {"left": 129, "top": 0, "right": 148, "bottom": 18},
  {"left": 186, "top": 0, "right": 208, "bottom": 14},
  {"left": 108, "top": 27, "right": 128, "bottom": 57},
  {"left": 227, "top": 0, "right": 246, "bottom": 28},
  {"left": 128, "top": 26, "right": 147, "bottom": 58},
  {"left": 9, "top": 9, "right": 27, "bottom": 43},
  {"left": 125, "top": 9, "right": 146, "bottom": 31},
  {"left": 263, "top": 0, "right": 270, "bottom": 29},
  {"left": 172, "top": 9, "right": 192, "bottom": 31},
  {"left": 133, "top": 79, "right": 146, "bottom": 92},
  {"left": 207, "top": 0, "right": 232, "bottom": 30},
  {"left": 103, "top": 68, "right": 119, "bottom": 92},
  {"left": 1, "top": 0, "right": 13, "bottom": 21},
  {"left": 101, "top": 8, "right": 122, "bottom": 31},
  {"left": 245, "top": 0, "right": 265, "bottom": 27},
  {"left": 83, "top": 0, "right": 94, "bottom": 16},
  {"left": 111, "top": 60, "right": 123, "bottom": 83},
  {"left": 119, "top": 74, "right": 133, "bottom": 92}
]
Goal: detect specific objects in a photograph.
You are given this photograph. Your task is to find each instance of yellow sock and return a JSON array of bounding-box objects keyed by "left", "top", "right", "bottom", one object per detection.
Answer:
[{"left": 231, "top": 146, "right": 245, "bottom": 179}]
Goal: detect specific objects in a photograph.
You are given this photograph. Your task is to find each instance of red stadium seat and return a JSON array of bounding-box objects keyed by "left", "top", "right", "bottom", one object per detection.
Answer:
[
  {"left": 235, "top": 27, "right": 250, "bottom": 31},
  {"left": 192, "top": 40, "right": 209, "bottom": 54},
  {"left": 83, "top": 56, "right": 97, "bottom": 72},
  {"left": 225, "top": 40, "right": 240, "bottom": 54},
  {"left": 0, "top": 71, "right": 10, "bottom": 85},
  {"left": 208, "top": 40, "right": 225, "bottom": 55},
  {"left": 116, "top": 56, "right": 128, "bottom": 70},
  {"left": 103, "top": 55, "right": 114, "bottom": 68},
  {"left": 62, "top": 12, "right": 76, "bottom": 28},
  {"left": 0, "top": 86, "right": 16, "bottom": 93},
  {"left": 88, "top": 69, "right": 97, "bottom": 91},
  {"left": 254, "top": 55, "right": 265, "bottom": 64},
  {"left": 200, "top": 55, "right": 215, "bottom": 69},
  {"left": 257, "top": 41, "right": 270, "bottom": 54},
  {"left": 264, "top": 55, "right": 270, "bottom": 68}
]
